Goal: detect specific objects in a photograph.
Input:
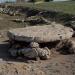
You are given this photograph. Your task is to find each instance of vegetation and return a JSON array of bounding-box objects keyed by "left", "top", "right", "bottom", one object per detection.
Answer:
[
  {"left": 30, "top": 0, "right": 53, "bottom": 2},
  {"left": 33, "top": 1, "right": 75, "bottom": 15},
  {"left": 8, "top": 1, "right": 75, "bottom": 15},
  {"left": 0, "top": 1, "right": 75, "bottom": 30}
]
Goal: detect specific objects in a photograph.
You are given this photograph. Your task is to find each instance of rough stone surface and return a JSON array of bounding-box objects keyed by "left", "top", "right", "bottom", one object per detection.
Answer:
[
  {"left": 9, "top": 47, "right": 51, "bottom": 59},
  {"left": 55, "top": 39, "right": 75, "bottom": 54},
  {"left": 7, "top": 23, "right": 73, "bottom": 43},
  {"left": 30, "top": 42, "right": 39, "bottom": 48}
]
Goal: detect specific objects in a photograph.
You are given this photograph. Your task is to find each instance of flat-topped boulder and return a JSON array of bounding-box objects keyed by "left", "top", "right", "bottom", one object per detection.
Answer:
[{"left": 7, "top": 23, "right": 73, "bottom": 43}]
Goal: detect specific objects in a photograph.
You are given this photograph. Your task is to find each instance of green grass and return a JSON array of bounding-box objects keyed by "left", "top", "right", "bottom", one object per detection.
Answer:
[{"left": 6, "top": 1, "right": 75, "bottom": 15}]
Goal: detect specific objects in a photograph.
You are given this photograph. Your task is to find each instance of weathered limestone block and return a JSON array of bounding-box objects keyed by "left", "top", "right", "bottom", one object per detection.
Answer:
[{"left": 7, "top": 24, "right": 73, "bottom": 43}]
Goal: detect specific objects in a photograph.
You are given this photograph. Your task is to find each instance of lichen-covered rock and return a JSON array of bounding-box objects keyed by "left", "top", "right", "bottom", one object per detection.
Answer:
[
  {"left": 55, "top": 39, "right": 75, "bottom": 54},
  {"left": 9, "top": 46, "right": 51, "bottom": 59},
  {"left": 12, "top": 18, "right": 25, "bottom": 22},
  {"left": 30, "top": 42, "right": 39, "bottom": 48},
  {"left": 26, "top": 16, "right": 50, "bottom": 24},
  {"left": 37, "top": 47, "right": 51, "bottom": 59},
  {"left": 7, "top": 23, "right": 73, "bottom": 43}
]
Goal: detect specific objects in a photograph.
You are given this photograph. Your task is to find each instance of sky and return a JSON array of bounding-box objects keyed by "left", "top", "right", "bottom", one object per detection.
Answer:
[{"left": 0, "top": 0, "right": 68, "bottom": 3}]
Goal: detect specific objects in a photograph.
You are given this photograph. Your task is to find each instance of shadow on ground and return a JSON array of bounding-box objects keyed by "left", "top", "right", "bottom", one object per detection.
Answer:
[
  {"left": 0, "top": 41, "right": 30, "bottom": 63},
  {"left": 0, "top": 39, "right": 75, "bottom": 63}
]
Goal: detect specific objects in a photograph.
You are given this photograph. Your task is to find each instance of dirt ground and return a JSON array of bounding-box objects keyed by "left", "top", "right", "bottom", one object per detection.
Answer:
[
  {"left": 0, "top": 13, "right": 75, "bottom": 75},
  {"left": 0, "top": 31, "right": 74, "bottom": 75}
]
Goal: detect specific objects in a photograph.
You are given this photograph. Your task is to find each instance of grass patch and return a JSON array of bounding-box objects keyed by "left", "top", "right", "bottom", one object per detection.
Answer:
[{"left": 5, "top": 1, "right": 75, "bottom": 15}]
